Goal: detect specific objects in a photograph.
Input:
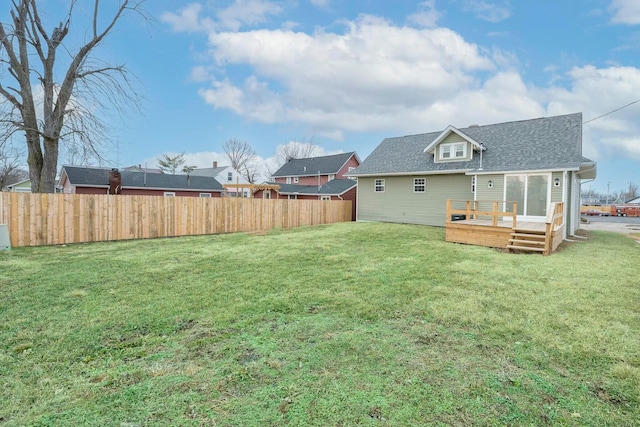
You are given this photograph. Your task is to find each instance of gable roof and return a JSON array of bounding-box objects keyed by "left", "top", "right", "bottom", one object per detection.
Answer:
[
  {"left": 269, "top": 179, "right": 357, "bottom": 195},
  {"left": 423, "top": 125, "right": 485, "bottom": 154},
  {"left": 272, "top": 152, "right": 359, "bottom": 177},
  {"left": 350, "top": 113, "right": 594, "bottom": 176},
  {"left": 60, "top": 166, "right": 224, "bottom": 192},
  {"left": 189, "top": 166, "right": 229, "bottom": 177}
]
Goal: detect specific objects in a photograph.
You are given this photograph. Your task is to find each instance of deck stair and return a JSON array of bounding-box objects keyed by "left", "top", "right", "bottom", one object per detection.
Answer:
[{"left": 507, "top": 228, "right": 547, "bottom": 253}]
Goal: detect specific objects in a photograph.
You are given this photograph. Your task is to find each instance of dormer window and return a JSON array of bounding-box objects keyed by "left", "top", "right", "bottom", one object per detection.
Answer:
[{"left": 440, "top": 142, "right": 466, "bottom": 160}]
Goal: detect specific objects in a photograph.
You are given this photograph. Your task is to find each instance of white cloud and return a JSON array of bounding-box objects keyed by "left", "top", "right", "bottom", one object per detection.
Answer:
[
  {"left": 310, "top": 0, "right": 330, "bottom": 8},
  {"left": 408, "top": 0, "right": 442, "bottom": 28},
  {"left": 198, "top": 15, "right": 494, "bottom": 135},
  {"left": 544, "top": 66, "right": 640, "bottom": 160},
  {"left": 162, "top": 1, "right": 282, "bottom": 33},
  {"left": 460, "top": 0, "right": 511, "bottom": 23},
  {"left": 161, "top": 4, "right": 215, "bottom": 33},
  {"left": 216, "top": 0, "right": 283, "bottom": 31},
  {"left": 164, "top": 2, "right": 640, "bottom": 168},
  {"left": 610, "top": 0, "right": 640, "bottom": 25}
]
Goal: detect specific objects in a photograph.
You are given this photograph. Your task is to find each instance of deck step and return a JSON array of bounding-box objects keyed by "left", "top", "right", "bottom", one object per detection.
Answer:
[
  {"left": 512, "top": 232, "right": 546, "bottom": 238},
  {"left": 508, "top": 238, "right": 545, "bottom": 245},
  {"left": 506, "top": 245, "right": 546, "bottom": 252}
]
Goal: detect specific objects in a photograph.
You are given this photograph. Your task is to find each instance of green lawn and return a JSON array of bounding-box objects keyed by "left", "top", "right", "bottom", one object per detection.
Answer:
[{"left": 1, "top": 223, "right": 638, "bottom": 426}]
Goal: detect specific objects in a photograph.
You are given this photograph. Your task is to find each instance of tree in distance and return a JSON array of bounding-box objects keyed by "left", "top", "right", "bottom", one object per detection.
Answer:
[{"left": 0, "top": 0, "right": 146, "bottom": 192}]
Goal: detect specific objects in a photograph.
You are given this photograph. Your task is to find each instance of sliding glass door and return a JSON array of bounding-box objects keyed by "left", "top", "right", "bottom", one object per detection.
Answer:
[{"left": 505, "top": 174, "right": 550, "bottom": 218}]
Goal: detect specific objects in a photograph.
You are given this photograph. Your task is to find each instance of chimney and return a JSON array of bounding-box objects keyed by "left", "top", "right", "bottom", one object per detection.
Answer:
[
  {"left": 213, "top": 161, "right": 218, "bottom": 168},
  {"left": 108, "top": 169, "right": 122, "bottom": 195}
]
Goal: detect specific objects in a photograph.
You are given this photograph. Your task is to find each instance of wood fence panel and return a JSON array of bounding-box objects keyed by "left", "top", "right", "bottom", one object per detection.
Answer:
[{"left": 0, "top": 193, "right": 351, "bottom": 247}]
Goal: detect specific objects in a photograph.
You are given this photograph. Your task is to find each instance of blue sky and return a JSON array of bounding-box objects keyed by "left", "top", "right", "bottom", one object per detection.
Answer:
[{"left": 7, "top": 0, "right": 640, "bottom": 194}]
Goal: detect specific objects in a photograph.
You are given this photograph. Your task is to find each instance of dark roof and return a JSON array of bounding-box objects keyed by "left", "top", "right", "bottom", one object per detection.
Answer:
[
  {"left": 189, "top": 166, "right": 229, "bottom": 177},
  {"left": 272, "top": 179, "right": 357, "bottom": 195},
  {"left": 350, "top": 113, "right": 594, "bottom": 176},
  {"left": 61, "top": 166, "right": 223, "bottom": 191},
  {"left": 272, "top": 152, "right": 357, "bottom": 177}
]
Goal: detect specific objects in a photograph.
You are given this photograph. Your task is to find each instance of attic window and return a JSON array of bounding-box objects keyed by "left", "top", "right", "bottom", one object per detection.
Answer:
[{"left": 440, "top": 142, "right": 466, "bottom": 160}]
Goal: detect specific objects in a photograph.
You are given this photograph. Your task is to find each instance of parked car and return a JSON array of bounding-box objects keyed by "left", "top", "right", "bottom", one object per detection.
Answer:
[{"left": 583, "top": 209, "right": 605, "bottom": 216}]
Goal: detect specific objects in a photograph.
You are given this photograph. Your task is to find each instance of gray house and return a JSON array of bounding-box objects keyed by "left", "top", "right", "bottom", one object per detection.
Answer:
[{"left": 348, "top": 113, "right": 596, "bottom": 237}]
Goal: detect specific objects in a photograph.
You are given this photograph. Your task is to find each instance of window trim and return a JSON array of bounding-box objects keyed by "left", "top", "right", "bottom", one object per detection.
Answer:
[
  {"left": 293, "top": 177, "right": 299, "bottom": 183},
  {"left": 374, "top": 179, "right": 385, "bottom": 193},
  {"left": 199, "top": 193, "right": 212, "bottom": 198},
  {"left": 227, "top": 172, "right": 233, "bottom": 182},
  {"left": 320, "top": 195, "right": 331, "bottom": 201},
  {"left": 164, "top": 192, "right": 176, "bottom": 197},
  {"left": 288, "top": 194, "right": 297, "bottom": 200},
  {"left": 413, "top": 177, "right": 426, "bottom": 193},
  {"left": 439, "top": 142, "right": 467, "bottom": 160}
]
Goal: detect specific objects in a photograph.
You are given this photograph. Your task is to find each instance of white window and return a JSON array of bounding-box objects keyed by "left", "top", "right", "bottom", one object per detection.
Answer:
[
  {"left": 288, "top": 194, "right": 297, "bottom": 200},
  {"left": 286, "top": 177, "right": 291, "bottom": 184},
  {"left": 414, "top": 178, "right": 426, "bottom": 193},
  {"left": 440, "top": 142, "right": 467, "bottom": 160},
  {"left": 375, "top": 179, "right": 385, "bottom": 193},
  {"left": 199, "top": 193, "right": 212, "bottom": 198},
  {"left": 320, "top": 195, "right": 331, "bottom": 201},
  {"left": 227, "top": 172, "right": 233, "bottom": 182},
  {"left": 164, "top": 192, "right": 175, "bottom": 197},
  {"left": 328, "top": 174, "right": 335, "bottom": 181},
  {"left": 505, "top": 174, "right": 551, "bottom": 217},
  {"left": 293, "top": 177, "right": 299, "bottom": 183},
  {"left": 263, "top": 190, "right": 271, "bottom": 199}
]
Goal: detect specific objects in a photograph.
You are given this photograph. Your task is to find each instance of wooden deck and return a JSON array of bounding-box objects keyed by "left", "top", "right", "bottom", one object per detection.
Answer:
[{"left": 445, "top": 200, "right": 565, "bottom": 255}]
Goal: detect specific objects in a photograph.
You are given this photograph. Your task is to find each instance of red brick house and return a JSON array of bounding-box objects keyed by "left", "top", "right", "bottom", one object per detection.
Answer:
[
  {"left": 254, "top": 152, "right": 360, "bottom": 220},
  {"left": 59, "top": 166, "right": 224, "bottom": 197}
]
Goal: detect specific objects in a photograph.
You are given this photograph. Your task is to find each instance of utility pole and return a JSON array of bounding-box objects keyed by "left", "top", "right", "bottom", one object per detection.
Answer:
[{"left": 606, "top": 181, "right": 610, "bottom": 206}]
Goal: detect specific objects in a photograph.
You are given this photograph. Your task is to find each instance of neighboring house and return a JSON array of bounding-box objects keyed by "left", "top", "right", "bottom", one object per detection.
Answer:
[
  {"left": 255, "top": 152, "right": 360, "bottom": 220},
  {"left": 271, "top": 151, "right": 360, "bottom": 185},
  {"left": 6, "top": 179, "right": 32, "bottom": 193},
  {"left": 122, "top": 165, "right": 164, "bottom": 174},
  {"left": 190, "top": 161, "right": 250, "bottom": 197},
  {"left": 348, "top": 113, "right": 596, "bottom": 237},
  {"left": 59, "top": 166, "right": 223, "bottom": 197},
  {"left": 6, "top": 179, "right": 62, "bottom": 193},
  {"left": 627, "top": 196, "right": 640, "bottom": 204}
]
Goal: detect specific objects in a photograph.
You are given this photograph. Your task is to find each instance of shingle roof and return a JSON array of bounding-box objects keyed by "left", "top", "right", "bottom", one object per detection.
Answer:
[
  {"left": 350, "top": 113, "right": 593, "bottom": 176},
  {"left": 272, "top": 179, "right": 357, "bottom": 195},
  {"left": 189, "top": 166, "right": 228, "bottom": 177},
  {"left": 61, "top": 166, "right": 223, "bottom": 191},
  {"left": 272, "top": 152, "right": 357, "bottom": 177}
]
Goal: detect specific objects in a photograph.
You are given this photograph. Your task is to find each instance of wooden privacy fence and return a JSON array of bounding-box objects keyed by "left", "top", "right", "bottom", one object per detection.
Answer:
[{"left": 0, "top": 193, "right": 352, "bottom": 247}]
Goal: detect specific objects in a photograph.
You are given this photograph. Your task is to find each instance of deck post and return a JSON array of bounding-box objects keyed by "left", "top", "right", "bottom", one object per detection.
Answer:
[
  {"left": 446, "top": 199, "right": 452, "bottom": 224},
  {"left": 511, "top": 202, "right": 517, "bottom": 229},
  {"left": 466, "top": 200, "right": 471, "bottom": 221},
  {"left": 492, "top": 201, "right": 498, "bottom": 226}
]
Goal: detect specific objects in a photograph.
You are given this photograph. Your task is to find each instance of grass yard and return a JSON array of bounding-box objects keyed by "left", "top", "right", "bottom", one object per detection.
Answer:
[{"left": 1, "top": 222, "right": 639, "bottom": 426}]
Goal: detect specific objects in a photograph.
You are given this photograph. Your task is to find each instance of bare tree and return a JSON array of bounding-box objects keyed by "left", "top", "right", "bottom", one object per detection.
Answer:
[
  {"left": 0, "top": 144, "right": 27, "bottom": 189},
  {"left": 223, "top": 138, "right": 259, "bottom": 183},
  {"left": 0, "top": 0, "right": 145, "bottom": 192},
  {"left": 626, "top": 182, "right": 639, "bottom": 201},
  {"left": 266, "top": 137, "right": 322, "bottom": 176},
  {"left": 157, "top": 153, "right": 185, "bottom": 174}
]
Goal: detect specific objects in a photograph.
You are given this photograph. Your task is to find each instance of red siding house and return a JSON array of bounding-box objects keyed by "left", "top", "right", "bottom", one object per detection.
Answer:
[
  {"left": 255, "top": 152, "right": 360, "bottom": 220},
  {"left": 59, "top": 166, "right": 224, "bottom": 197}
]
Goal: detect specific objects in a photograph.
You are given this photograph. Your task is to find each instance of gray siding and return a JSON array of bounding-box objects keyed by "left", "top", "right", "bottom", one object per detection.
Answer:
[
  {"left": 475, "top": 174, "right": 504, "bottom": 201},
  {"left": 551, "top": 171, "right": 563, "bottom": 202},
  {"left": 357, "top": 174, "right": 473, "bottom": 226}
]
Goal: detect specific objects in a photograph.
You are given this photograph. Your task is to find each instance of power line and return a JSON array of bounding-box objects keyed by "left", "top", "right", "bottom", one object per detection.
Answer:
[{"left": 583, "top": 98, "right": 640, "bottom": 125}]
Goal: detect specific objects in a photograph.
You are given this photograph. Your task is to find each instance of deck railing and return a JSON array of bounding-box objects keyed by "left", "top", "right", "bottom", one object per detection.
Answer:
[
  {"left": 543, "top": 202, "right": 565, "bottom": 255},
  {"left": 446, "top": 199, "right": 518, "bottom": 228},
  {"left": 446, "top": 200, "right": 565, "bottom": 255}
]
